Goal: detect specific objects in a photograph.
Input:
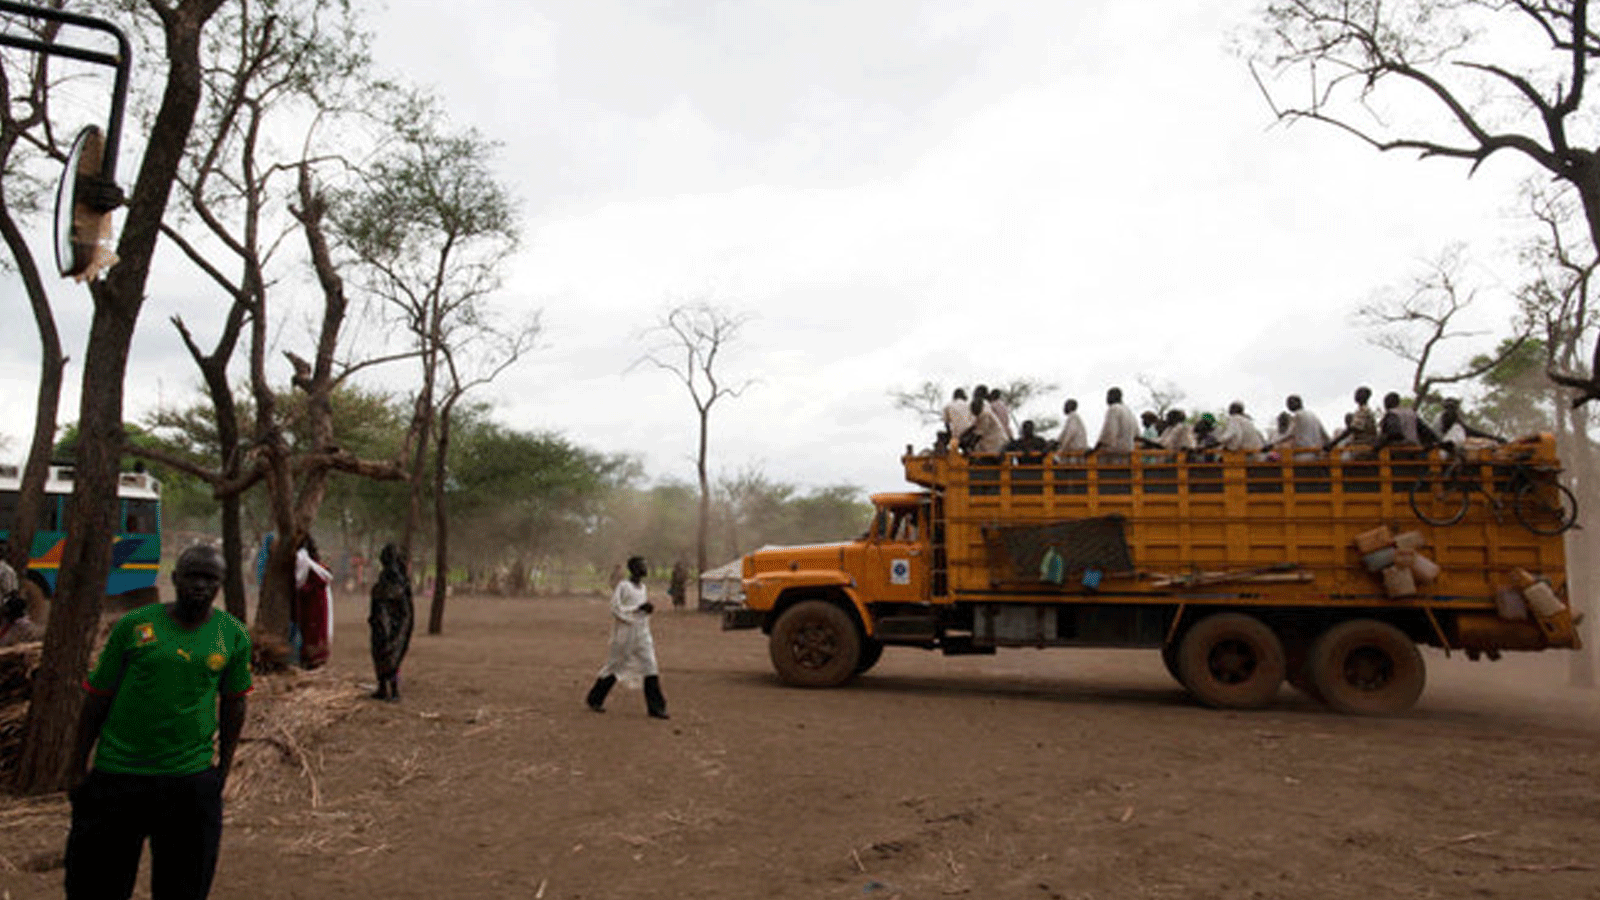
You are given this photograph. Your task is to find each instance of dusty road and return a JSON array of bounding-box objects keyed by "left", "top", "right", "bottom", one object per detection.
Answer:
[{"left": 5, "top": 590, "right": 1600, "bottom": 899}]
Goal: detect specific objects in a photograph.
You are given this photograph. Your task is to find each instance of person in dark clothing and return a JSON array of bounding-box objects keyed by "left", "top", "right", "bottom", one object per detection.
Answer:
[
  {"left": 1004, "top": 420, "right": 1053, "bottom": 459},
  {"left": 668, "top": 561, "right": 689, "bottom": 610},
  {"left": 368, "top": 544, "right": 414, "bottom": 701},
  {"left": 1371, "top": 391, "right": 1439, "bottom": 453}
]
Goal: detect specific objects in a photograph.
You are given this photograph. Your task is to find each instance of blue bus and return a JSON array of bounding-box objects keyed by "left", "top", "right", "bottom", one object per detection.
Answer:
[{"left": 0, "top": 462, "right": 162, "bottom": 597}]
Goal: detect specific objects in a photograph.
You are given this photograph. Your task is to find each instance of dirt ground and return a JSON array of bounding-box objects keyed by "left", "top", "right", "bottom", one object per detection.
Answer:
[{"left": 4, "top": 589, "right": 1600, "bottom": 900}]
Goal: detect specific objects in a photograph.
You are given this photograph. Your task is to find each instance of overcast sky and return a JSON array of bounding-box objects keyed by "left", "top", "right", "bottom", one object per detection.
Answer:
[{"left": 1, "top": 0, "right": 1539, "bottom": 495}]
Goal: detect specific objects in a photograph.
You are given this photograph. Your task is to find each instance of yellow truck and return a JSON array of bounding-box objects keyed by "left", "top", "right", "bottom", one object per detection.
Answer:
[{"left": 723, "top": 436, "right": 1582, "bottom": 713}]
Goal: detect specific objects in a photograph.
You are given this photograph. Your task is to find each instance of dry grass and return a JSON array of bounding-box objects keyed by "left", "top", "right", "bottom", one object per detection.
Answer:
[{"left": 228, "top": 667, "right": 365, "bottom": 805}]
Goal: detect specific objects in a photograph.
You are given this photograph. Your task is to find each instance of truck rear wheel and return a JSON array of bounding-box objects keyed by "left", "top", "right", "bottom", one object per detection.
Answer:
[
  {"left": 1176, "top": 613, "right": 1286, "bottom": 709},
  {"left": 769, "top": 601, "right": 862, "bottom": 687},
  {"left": 1308, "top": 620, "right": 1425, "bottom": 715}
]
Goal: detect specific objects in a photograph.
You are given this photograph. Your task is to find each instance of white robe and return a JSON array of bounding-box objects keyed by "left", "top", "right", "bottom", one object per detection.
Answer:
[
  {"left": 942, "top": 400, "right": 974, "bottom": 446},
  {"left": 1097, "top": 403, "right": 1138, "bottom": 453},
  {"left": 971, "top": 407, "right": 1007, "bottom": 453},
  {"left": 599, "top": 579, "right": 658, "bottom": 685},
  {"left": 294, "top": 547, "right": 334, "bottom": 639},
  {"left": 1218, "top": 413, "right": 1265, "bottom": 452},
  {"left": 1056, "top": 412, "right": 1088, "bottom": 453}
]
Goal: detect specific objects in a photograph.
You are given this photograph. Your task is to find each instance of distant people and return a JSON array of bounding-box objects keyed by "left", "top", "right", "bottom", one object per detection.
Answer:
[
  {"left": 293, "top": 535, "right": 333, "bottom": 669},
  {"left": 1217, "top": 401, "right": 1265, "bottom": 452},
  {"left": 986, "top": 384, "right": 1016, "bottom": 441},
  {"left": 1325, "top": 386, "right": 1378, "bottom": 453},
  {"left": 1091, "top": 387, "right": 1138, "bottom": 457},
  {"left": 65, "top": 543, "right": 251, "bottom": 900},
  {"left": 585, "top": 556, "right": 669, "bottom": 719},
  {"left": 966, "top": 395, "right": 1007, "bottom": 455},
  {"left": 368, "top": 544, "right": 414, "bottom": 702},
  {"left": 1139, "top": 410, "right": 1161, "bottom": 443},
  {"left": 1372, "top": 391, "right": 1439, "bottom": 452},
  {"left": 1273, "top": 411, "right": 1293, "bottom": 444},
  {"left": 1056, "top": 398, "right": 1088, "bottom": 456},
  {"left": 668, "top": 561, "right": 689, "bottom": 610},
  {"left": 1157, "top": 409, "right": 1195, "bottom": 451},
  {"left": 1005, "top": 420, "right": 1052, "bottom": 458},
  {"left": 1437, "top": 398, "right": 1504, "bottom": 451},
  {"left": 609, "top": 562, "right": 625, "bottom": 587},
  {"left": 0, "top": 590, "right": 40, "bottom": 646},
  {"left": 1192, "top": 413, "right": 1218, "bottom": 449},
  {"left": 941, "top": 388, "right": 972, "bottom": 454},
  {"left": 1269, "top": 394, "right": 1329, "bottom": 454}
]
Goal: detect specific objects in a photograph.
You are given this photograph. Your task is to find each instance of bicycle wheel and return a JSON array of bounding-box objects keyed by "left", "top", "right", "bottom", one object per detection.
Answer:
[
  {"left": 1513, "top": 478, "right": 1578, "bottom": 535},
  {"left": 1409, "top": 476, "right": 1470, "bottom": 526}
]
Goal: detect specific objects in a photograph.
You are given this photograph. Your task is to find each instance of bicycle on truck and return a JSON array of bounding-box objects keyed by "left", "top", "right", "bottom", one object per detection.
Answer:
[{"left": 1408, "top": 449, "right": 1578, "bottom": 534}]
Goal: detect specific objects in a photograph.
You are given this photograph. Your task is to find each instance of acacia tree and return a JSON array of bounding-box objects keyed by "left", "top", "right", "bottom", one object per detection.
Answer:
[
  {"left": 334, "top": 97, "right": 524, "bottom": 633},
  {"left": 12, "top": 0, "right": 229, "bottom": 795},
  {"left": 1352, "top": 244, "right": 1528, "bottom": 405},
  {"left": 635, "top": 302, "right": 754, "bottom": 598},
  {"left": 1250, "top": 0, "right": 1600, "bottom": 404}
]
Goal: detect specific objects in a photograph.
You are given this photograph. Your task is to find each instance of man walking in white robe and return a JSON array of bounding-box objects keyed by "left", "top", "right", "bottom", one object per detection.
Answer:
[{"left": 586, "top": 556, "right": 669, "bottom": 719}]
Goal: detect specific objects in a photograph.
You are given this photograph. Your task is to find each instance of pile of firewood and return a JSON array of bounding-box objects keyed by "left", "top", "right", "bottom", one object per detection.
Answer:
[{"left": 0, "top": 642, "right": 42, "bottom": 776}]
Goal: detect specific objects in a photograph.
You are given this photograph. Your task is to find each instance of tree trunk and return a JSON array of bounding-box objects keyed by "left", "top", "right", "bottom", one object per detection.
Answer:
[
  {"left": 15, "top": 300, "right": 135, "bottom": 792},
  {"left": 427, "top": 398, "right": 454, "bottom": 634},
  {"left": 0, "top": 195, "right": 66, "bottom": 584},
  {"left": 14, "top": 0, "right": 223, "bottom": 794},
  {"left": 696, "top": 408, "right": 710, "bottom": 606}
]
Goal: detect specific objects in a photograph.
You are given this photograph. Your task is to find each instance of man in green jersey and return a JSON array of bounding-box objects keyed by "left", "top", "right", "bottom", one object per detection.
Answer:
[{"left": 65, "top": 543, "right": 252, "bottom": 900}]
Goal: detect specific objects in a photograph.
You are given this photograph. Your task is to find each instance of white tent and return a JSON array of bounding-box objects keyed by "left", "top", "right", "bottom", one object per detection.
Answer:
[{"left": 698, "top": 557, "right": 745, "bottom": 611}]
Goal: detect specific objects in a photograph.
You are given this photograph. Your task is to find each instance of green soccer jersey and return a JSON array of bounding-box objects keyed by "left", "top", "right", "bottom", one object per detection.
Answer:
[{"left": 85, "top": 603, "right": 253, "bottom": 776}]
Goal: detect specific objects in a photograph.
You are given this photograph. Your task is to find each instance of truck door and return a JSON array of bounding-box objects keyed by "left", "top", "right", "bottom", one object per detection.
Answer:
[{"left": 863, "top": 503, "right": 929, "bottom": 604}]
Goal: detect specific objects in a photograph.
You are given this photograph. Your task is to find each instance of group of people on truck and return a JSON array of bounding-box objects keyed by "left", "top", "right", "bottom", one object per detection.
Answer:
[{"left": 935, "top": 384, "right": 1505, "bottom": 463}]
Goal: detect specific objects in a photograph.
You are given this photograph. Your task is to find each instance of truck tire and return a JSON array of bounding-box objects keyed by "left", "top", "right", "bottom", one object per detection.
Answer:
[
  {"left": 854, "top": 638, "right": 884, "bottom": 674},
  {"left": 1160, "top": 642, "right": 1183, "bottom": 686},
  {"left": 769, "top": 601, "right": 862, "bottom": 687},
  {"left": 1307, "top": 619, "right": 1425, "bottom": 715},
  {"left": 1176, "top": 613, "right": 1286, "bottom": 709}
]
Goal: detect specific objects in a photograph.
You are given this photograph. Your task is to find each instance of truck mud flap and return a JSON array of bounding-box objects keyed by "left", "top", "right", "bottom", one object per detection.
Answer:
[{"left": 722, "top": 607, "right": 765, "bottom": 631}]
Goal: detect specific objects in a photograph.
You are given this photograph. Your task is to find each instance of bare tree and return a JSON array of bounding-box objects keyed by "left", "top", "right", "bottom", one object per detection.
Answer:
[
  {"left": 635, "top": 302, "right": 754, "bottom": 598},
  {"left": 1250, "top": 0, "right": 1600, "bottom": 404},
  {"left": 1352, "top": 244, "right": 1528, "bottom": 404}
]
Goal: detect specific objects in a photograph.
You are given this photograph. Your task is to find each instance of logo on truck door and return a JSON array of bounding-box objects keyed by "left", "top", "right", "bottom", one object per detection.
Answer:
[{"left": 890, "top": 559, "right": 911, "bottom": 585}]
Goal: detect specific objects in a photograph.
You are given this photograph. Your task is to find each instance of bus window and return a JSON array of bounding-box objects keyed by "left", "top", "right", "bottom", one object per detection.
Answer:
[{"left": 124, "top": 499, "right": 159, "bottom": 534}]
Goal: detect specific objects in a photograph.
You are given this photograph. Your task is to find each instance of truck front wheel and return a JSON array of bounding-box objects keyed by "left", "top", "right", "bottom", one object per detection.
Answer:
[
  {"left": 1307, "top": 619, "right": 1425, "bottom": 715},
  {"left": 1176, "top": 613, "right": 1286, "bottom": 709},
  {"left": 770, "top": 601, "right": 862, "bottom": 687}
]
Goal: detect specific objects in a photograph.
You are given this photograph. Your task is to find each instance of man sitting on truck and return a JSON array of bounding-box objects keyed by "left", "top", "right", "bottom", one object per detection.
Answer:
[
  {"left": 965, "top": 395, "right": 1008, "bottom": 455},
  {"left": 1370, "top": 391, "right": 1439, "bottom": 454},
  {"left": 1090, "top": 387, "right": 1138, "bottom": 459},
  {"left": 1268, "top": 395, "right": 1330, "bottom": 457},
  {"left": 941, "top": 388, "right": 972, "bottom": 455},
  {"left": 1055, "top": 398, "right": 1089, "bottom": 458},
  {"left": 1005, "top": 420, "right": 1053, "bottom": 460},
  {"left": 1325, "top": 386, "right": 1378, "bottom": 456},
  {"left": 1216, "top": 401, "right": 1265, "bottom": 452}
]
